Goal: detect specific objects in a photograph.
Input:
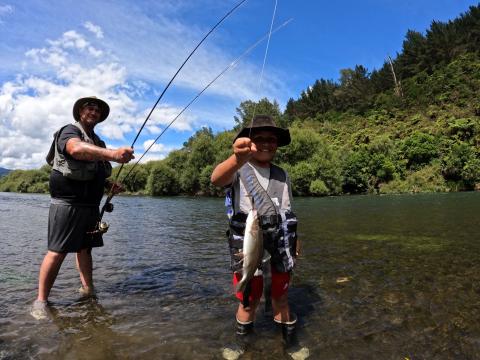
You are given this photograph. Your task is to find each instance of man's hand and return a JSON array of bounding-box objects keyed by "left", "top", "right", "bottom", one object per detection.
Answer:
[
  {"left": 295, "top": 238, "right": 301, "bottom": 257},
  {"left": 112, "top": 147, "right": 135, "bottom": 163},
  {"left": 105, "top": 181, "right": 125, "bottom": 195}
]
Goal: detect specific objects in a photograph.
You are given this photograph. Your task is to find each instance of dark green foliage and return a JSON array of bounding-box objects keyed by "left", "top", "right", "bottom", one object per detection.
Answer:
[
  {"left": 121, "top": 164, "right": 149, "bottom": 193},
  {"left": 441, "top": 141, "right": 480, "bottom": 189},
  {"left": 233, "top": 98, "right": 282, "bottom": 130},
  {"left": 0, "top": 166, "right": 50, "bottom": 193},
  {"left": 276, "top": 127, "right": 321, "bottom": 163},
  {"left": 400, "top": 132, "right": 438, "bottom": 169},
  {"left": 336, "top": 65, "right": 375, "bottom": 113},
  {"left": 146, "top": 162, "right": 178, "bottom": 196},
  {"left": 397, "top": 30, "right": 428, "bottom": 78},
  {"left": 283, "top": 161, "right": 316, "bottom": 196}
]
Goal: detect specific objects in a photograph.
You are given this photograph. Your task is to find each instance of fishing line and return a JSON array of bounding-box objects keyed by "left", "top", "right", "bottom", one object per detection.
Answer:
[
  {"left": 97, "top": 0, "right": 248, "bottom": 226},
  {"left": 243, "top": 1, "right": 279, "bottom": 314},
  {"left": 122, "top": 19, "right": 293, "bottom": 184},
  {"left": 248, "top": 0, "right": 278, "bottom": 139}
]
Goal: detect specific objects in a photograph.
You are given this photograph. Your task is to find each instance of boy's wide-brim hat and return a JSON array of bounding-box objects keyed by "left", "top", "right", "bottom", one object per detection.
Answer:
[
  {"left": 73, "top": 96, "right": 110, "bottom": 123},
  {"left": 234, "top": 115, "right": 291, "bottom": 147}
]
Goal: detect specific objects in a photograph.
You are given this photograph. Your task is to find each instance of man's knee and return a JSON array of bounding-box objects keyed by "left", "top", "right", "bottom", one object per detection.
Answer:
[
  {"left": 46, "top": 250, "right": 66, "bottom": 263},
  {"left": 76, "top": 247, "right": 92, "bottom": 255}
]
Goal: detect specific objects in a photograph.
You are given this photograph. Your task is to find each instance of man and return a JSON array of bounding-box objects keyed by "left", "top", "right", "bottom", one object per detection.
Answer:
[
  {"left": 211, "top": 115, "right": 309, "bottom": 359},
  {"left": 31, "top": 96, "right": 134, "bottom": 320}
]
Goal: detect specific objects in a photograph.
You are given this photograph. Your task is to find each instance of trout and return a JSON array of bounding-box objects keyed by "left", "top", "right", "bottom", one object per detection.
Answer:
[{"left": 236, "top": 208, "right": 264, "bottom": 293}]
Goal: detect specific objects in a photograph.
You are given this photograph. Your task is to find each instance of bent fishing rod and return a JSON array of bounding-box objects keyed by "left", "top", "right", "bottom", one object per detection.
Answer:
[
  {"left": 121, "top": 18, "right": 293, "bottom": 184},
  {"left": 94, "top": 0, "right": 248, "bottom": 233}
]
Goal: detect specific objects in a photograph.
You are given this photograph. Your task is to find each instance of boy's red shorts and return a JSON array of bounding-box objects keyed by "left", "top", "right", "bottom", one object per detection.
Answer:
[{"left": 233, "top": 267, "right": 290, "bottom": 302}]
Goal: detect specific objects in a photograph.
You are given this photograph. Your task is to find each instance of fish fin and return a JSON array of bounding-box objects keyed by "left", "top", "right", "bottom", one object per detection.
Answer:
[
  {"left": 234, "top": 252, "right": 244, "bottom": 260},
  {"left": 236, "top": 276, "right": 247, "bottom": 293},
  {"left": 236, "top": 281, "right": 245, "bottom": 293}
]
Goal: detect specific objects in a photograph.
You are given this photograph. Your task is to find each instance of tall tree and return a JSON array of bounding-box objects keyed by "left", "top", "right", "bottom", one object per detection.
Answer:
[
  {"left": 334, "top": 65, "right": 374, "bottom": 112},
  {"left": 233, "top": 98, "right": 282, "bottom": 130}
]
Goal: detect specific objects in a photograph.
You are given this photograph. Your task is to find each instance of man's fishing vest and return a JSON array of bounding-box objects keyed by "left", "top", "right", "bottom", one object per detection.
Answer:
[
  {"left": 226, "top": 163, "right": 298, "bottom": 273},
  {"left": 46, "top": 122, "right": 112, "bottom": 181}
]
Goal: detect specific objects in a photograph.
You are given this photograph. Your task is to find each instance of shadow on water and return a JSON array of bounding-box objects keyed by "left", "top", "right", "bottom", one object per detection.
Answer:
[{"left": 108, "top": 264, "right": 225, "bottom": 303}]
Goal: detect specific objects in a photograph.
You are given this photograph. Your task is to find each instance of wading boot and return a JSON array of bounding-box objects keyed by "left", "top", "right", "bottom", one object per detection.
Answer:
[
  {"left": 78, "top": 286, "right": 96, "bottom": 299},
  {"left": 30, "top": 300, "right": 49, "bottom": 320},
  {"left": 222, "top": 318, "right": 254, "bottom": 360},
  {"left": 275, "top": 313, "right": 310, "bottom": 360}
]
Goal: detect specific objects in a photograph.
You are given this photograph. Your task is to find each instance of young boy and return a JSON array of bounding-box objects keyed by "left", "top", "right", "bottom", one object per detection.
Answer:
[{"left": 211, "top": 115, "right": 309, "bottom": 359}]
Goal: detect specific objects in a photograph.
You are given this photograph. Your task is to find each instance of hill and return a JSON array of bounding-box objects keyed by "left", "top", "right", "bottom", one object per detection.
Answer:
[{"left": 0, "top": 167, "right": 11, "bottom": 177}]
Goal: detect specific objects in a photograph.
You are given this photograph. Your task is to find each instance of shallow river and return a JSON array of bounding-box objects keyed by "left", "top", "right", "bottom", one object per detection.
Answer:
[{"left": 1, "top": 192, "right": 480, "bottom": 359}]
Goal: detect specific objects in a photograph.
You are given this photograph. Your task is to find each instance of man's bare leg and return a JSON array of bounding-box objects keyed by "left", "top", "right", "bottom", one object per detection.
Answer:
[
  {"left": 37, "top": 250, "right": 67, "bottom": 301},
  {"left": 76, "top": 248, "right": 94, "bottom": 295}
]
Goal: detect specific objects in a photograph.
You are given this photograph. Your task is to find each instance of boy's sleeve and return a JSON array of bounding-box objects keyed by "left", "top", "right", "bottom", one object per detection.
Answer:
[{"left": 225, "top": 171, "right": 239, "bottom": 189}]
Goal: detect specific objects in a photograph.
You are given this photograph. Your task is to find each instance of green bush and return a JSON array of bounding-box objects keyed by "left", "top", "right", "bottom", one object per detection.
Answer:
[
  {"left": 400, "top": 131, "right": 438, "bottom": 169},
  {"left": 285, "top": 161, "right": 316, "bottom": 196},
  {"left": 146, "top": 162, "right": 179, "bottom": 196},
  {"left": 309, "top": 179, "right": 329, "bottom": 196},
  {"left": 447, "top": 118, "right": 478, "bottom": 141},
  {"left": 276, "top": 127, "right": 322, "bottom": 164},
  {"left": 379, "top": 163, "right": 449, "bottom": 194},
  {"left": 0, "top": 168, "right": 49, "bottom": 193},
  {"left": 121, "top": 164, "right": 149, "bottom": 193}
]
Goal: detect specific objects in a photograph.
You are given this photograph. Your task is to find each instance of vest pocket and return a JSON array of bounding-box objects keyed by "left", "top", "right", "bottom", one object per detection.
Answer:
[{"left": 62, "top": 161, "right": 97, "bottom": 181}]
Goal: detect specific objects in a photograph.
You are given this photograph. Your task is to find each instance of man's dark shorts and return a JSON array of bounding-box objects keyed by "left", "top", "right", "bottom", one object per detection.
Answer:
[{"left": 48, "top": 202, "right": 103, "bottom": 253}]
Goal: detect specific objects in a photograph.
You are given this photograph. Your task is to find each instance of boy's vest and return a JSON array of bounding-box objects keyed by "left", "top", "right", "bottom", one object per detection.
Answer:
[
  {"left": 46, "top": 122, "right": 112, "bottom": 181},
  {"left": 226, "top": 163, "right": 297, "bottom": 273}
]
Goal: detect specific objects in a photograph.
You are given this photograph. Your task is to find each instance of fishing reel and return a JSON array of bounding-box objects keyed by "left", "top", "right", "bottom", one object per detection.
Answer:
[
  {"left": 104, "top": 202, "right": 114, "bottom": 213},
  {"left": 98, "top": 221, "right": 110, "bottom": 233},
  {"left": 87, "top": 221, "right": 110, "bottom": 235}
]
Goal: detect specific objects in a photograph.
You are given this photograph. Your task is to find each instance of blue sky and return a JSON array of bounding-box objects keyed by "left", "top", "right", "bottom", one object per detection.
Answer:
[{"left": 0, "top": 0, "right": 478, "bottom": 169}]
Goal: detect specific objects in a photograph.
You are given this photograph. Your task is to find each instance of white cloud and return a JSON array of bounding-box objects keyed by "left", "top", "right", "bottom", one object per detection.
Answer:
[
  {"left": 84, "top": 21, "right": 104, "bottom": 39},
  {"left": 0, "top": 28, "right": 182, "bottom": 169},
  {"left": 0, "top": 2, "right": 292, "bottom": 169},
  {"left": 0, "top": 4, "right": 13, "bottom": 23}
]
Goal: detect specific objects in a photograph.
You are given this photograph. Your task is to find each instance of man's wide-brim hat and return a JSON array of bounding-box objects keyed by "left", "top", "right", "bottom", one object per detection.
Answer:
[
  {"left": 234, "top": 115, "right": 291, "bottom": 147},
  {"left": 73, "top": 96, "right": 110, "bottom": 123}
]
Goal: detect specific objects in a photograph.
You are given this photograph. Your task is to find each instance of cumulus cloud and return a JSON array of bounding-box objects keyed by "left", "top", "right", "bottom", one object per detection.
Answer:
[
  {"left": 136, "top": 140, "right": 178, "bottom": 163},
  {"left": 142, "top": 139, "right": 176, "bottom": 154},
  {"left": 0, "top": 27, "right": 195, "bottom": 169},
  {"left": 84, "top": 21, "right": 104, "bottom": 39},
  {"left": 0, "top": 2, "right": 292, "bottom": 170}
]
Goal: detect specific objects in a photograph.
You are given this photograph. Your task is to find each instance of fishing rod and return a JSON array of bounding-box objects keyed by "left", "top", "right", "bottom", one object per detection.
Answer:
[
  {"left": 245, "top": 0, "right": 278, "bottom": 315},
  {"left": 121, "top": 18, "right": 293, "bottom": 184},
  {"left": 248, "top": 0, "right": 277, "bottom": 139},
  {"left": 94, "top": 0, "right": 248, "bottom": 233}
]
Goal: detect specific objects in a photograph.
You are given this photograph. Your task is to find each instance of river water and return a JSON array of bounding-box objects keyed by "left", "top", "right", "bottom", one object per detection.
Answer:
[{"left": 1, "top": 192, "right": 480, "bottom": 359}]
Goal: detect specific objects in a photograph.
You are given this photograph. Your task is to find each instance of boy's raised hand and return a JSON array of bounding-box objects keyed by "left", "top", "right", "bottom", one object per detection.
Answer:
[{"left": 233, "top": 137, "right": 257, "bottom": 163}]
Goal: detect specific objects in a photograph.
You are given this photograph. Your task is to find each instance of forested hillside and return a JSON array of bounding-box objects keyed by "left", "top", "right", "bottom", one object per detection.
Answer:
[{"left": 1, "top": 5, "right": 479, "bottom": 196}]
